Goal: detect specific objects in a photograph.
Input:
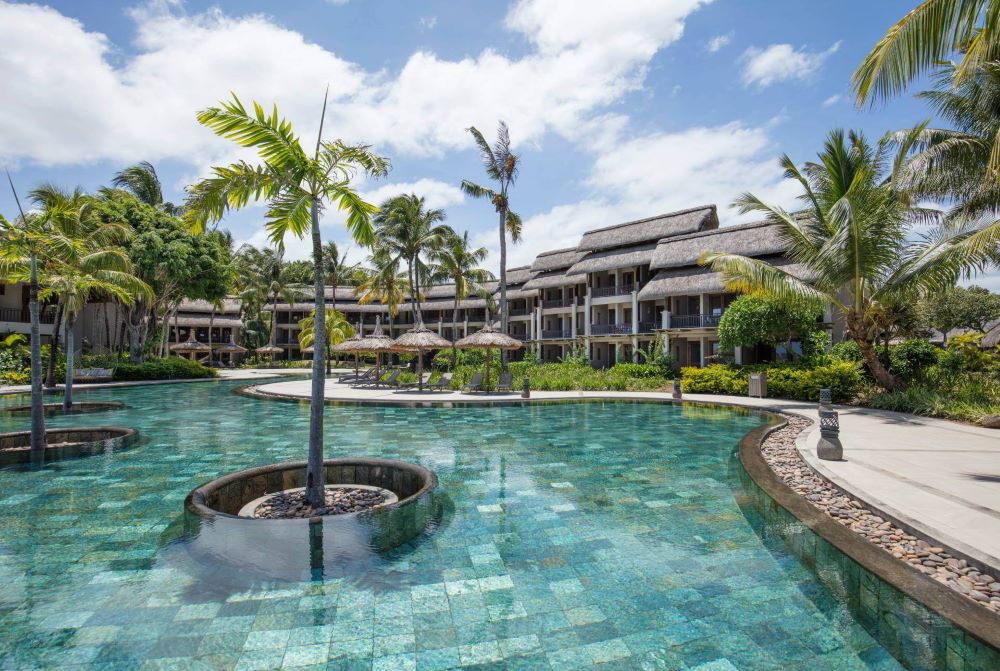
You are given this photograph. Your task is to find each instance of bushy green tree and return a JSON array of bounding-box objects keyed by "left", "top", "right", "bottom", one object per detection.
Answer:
[
  {"left": 925, "top": 285, "right": 1000, "bottom": 343},
  {"left": 717, "top": 295, "right": 822, "bottom": 360}
]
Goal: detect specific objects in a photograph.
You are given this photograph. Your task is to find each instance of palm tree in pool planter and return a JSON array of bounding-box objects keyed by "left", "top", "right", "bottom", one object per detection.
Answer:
[
  {"left": 461, "top": 122, "right": 522, "bottom": 368},
  {"left": 183, "top": 92, "right": 389, "bottom": 507},
  {"left": 701, "top": 129, "right": 1000, "bottom": 391}
]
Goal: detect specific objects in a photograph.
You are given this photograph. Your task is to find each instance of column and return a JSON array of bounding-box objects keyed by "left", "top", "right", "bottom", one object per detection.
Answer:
[
  {"left": 734, "top": 346, "right": 743, "bottom": 365},
  {"left": 699, "top": 336, "right": 706, "bottom": 367},
  {"left": 631, "top": 291, "right": 638, "bottom": 335},
  {"left": 699, "top": 293, "right": 708, "bottom": 327},
  {"left": 584, "top": 292, "right": 592, "bottom": 337},
  {"left": 528, "top": 309, "right": 535, "bottom": 340},
  {"left": 570, "top": 300, "right": 577, "bottom": 338},
  {"left": 463, "top": 316, "right": 469, "bottom": 337}
]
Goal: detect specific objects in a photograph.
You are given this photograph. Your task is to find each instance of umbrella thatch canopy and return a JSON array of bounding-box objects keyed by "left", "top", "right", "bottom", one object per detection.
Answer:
[
  {"left": 455, "top": 317, "right": 523, "bottom": 390},
  {"left": 392, "top": 319, "right": 452, "bottom": 391},
  {"left": 256, "top": 345, "right": 283, "bottom": 354},
  {"left": 354, "top": 317, "right": 396, "bottom": 378},
  {"left": 213, "top": 342, "right": 247, "bottom": 353},
  {"left": 301, "top": 344, "right": 316, "bottom": 354},
  {"left": 170, "top": 336, "right": 210, "bottom": 360},
  {"left": 331, "top": 326, "right": 365, "bottom": 376}
]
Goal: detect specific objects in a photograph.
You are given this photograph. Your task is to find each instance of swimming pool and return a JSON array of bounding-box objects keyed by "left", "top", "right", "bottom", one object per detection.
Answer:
[{"left": 0, "top": 379, "right": 904, "bottom": 670}]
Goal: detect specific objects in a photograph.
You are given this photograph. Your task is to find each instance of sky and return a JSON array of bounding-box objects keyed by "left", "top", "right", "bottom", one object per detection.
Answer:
[{"left": 1, "top": 0, "right": 997, "bottom": 289}]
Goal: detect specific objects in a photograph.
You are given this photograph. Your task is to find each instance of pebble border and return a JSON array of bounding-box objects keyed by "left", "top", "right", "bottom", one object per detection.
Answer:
[{"left": 761, "top": 416, "right": 1000, "bottom": 614}]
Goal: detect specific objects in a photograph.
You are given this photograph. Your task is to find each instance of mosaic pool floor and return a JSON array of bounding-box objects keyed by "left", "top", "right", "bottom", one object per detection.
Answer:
[{"left": 0, "top": 380, "right": 904, "bottom": 670}]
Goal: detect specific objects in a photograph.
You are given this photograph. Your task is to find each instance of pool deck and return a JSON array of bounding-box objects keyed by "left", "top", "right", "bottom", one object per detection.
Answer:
[{"left": 252, "top": 377, "right": 1000, "bottom": 574}]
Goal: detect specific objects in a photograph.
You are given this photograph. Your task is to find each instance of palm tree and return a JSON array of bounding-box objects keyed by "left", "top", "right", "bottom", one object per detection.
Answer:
[
  {"left": 29, "top": 186, "right": 150, "bottom": 410},
  {"left": 853, "top": 0, "right": 1000, "bottom": 106},
  {"left": 701, "top": 129, "right": 1000, "bottom": 391},
  {"left": 356, "top": 252, "right": 412, "bottom": 335},
  {"left": 461, "top": 122, "right": 522, "bottom": 367},
  {"left": 298, "top": 308, "right": 353, "bottom": 374},
  {"left": 1, "top": 175, "right": 46, "bottom": 461},
  {"left": 433, "top": 230, "right": 494, "bottom": 366},
  {"left": 112, "top": 161, "right": 182, "bottom": 215},
  {"left": 183, "top": 92, "right": 389, "bottom": 507},
  {"left": 322, "top": 241, "right": 360, "bottom": 290},
  {"left": 374, "top": 194, "right": 452, "bottom": 326}
]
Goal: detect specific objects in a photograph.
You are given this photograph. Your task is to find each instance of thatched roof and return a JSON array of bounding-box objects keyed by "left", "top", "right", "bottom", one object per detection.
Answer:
[
  {"left": 505, "top": 288, "right": 537, "bottom": 299},
  {"left": 530, "top": 247, "right": 587, "bottom": 272},
  {"left": 170, "top": 337, "right": 211, "bottom": 352},
  {"left": 568, "top": 242, "right": 658, "bottom": 275},
  {"left": 522, "top": 270, "right": 586, "bottom": 290},
  {"left": 423, "top": 284, "right": 457, "bottom": 299},
  {"left": 174, "top": 316, "right": 243, "bottom": 328},
  {"left": 637, "top": 257, "right": 810, "bottom": 301},
  {"left": 177, "top": 298, "right": 242, "bottom": 314},
  {"left": 392, "top": 323, "right": 452, "bottom": 351},
  {"left": 266, "top": 302, "right": 386, "bottom": 313},
  {"left": 504, "top": 266, "right": 535, "bottom": 285},
  {"left": 213, "top": 342, "right": 247, "bottom": 353},
  {"left": 256, "top": 345, "right": 284, "bottom": 354},
  {"left": 331, "top": 335, "right": 364, "bottom": 353},
  {"left": 577, "top": 206, "right": 718, "bottom": 251},
  {"left": 455, "top": 323, "right": 523, "bottom": 350},
  {"left": 354, "top": 318, "right": 396, "bottom": 352},
  {"left": 983, "top": 320, "right": 1000, "bottom": 348},
  {"left": 650, "top": 220, "right": 786, "bottom": 270}
]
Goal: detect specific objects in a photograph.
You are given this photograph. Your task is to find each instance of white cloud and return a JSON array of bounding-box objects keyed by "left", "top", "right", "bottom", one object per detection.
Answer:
[
  {"left": 706, "top": 32, "right": 732, "bottom": 53},
  {"left": 0, "top": 0, "right": 710, "bottom": 167},
  {"left": 503, "top": 121, "right": 801, "bottom": 267},
  {"left": 419, "top": 16, "right": 437, "bottom": 30},
  {"left": 822, "top": 94, "right": 842, "bottom": 107},
  {"left": 740, "top": 41, "right": 841, "bottom": 88},
  {"left": 361, "top": 178, "right": 464, "bottom": 210}
]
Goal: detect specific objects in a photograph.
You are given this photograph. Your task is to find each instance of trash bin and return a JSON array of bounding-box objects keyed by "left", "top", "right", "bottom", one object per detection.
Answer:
[{"left": 748, "top": 372, "right": 767, "bottom": 398}]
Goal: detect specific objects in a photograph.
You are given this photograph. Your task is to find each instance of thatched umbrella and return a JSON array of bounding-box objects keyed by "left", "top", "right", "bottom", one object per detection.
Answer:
[
  {"left": 455, "top": 313, "right": 523, "bottom": 390},
  {"left": 392, "top": 318, "right": 451, "bottom": 391},
  {"left": 170, "top": 336, "right": 211, "bottom": 361},
  {"left": 331, "top": 327, "right": 365, "bottom": 377},
  {"left": 213, "top": 342, "right": 247, "bottom": 367},
  {"left": 354, "top": 317, "right": 395, "bottom": 379},
  {"left": 255, "top": 344, "right": 283, "bottom": 367}
]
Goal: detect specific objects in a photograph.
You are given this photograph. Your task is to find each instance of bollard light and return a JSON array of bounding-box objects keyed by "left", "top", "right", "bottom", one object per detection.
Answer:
[
  {"left": 819, "top": 388, "right": 832, "bottom": 409},
  {"left": 672, "top": 378, "right": 682, "bottom": 400},
  {"left": 521, "top": 378, "right": 530, "bottom": 399},
  {"left": 817, "top": 408, "right": 843, "bottom": 461}
]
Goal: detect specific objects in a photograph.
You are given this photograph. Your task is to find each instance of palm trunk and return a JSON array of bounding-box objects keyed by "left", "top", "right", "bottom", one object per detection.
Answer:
[
  {"left": 498, "top": 206, "right": 509, "bottom": 370},
  {"left": 410, "top": 260, "right": 422, "bottom": 326},
  {"left": 45, "top": 302, "right": 64, "bottom": 388},
  {"left": 63, "top": 311, "right": 76, "bottom": 412},
  {"left": 28, "top": 251, "right": 47, "bottom": 463},
  {"left": 847, "top": 314, "right": 903, "bottom": 391},
  {"left": 305, "top": 198, "right": 327, "bottom": 507}
]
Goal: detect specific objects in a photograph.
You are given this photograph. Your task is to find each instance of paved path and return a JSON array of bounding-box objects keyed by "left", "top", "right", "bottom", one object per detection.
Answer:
[{"left": 254, "top": 377, "right": 1000, "bottom": 572}]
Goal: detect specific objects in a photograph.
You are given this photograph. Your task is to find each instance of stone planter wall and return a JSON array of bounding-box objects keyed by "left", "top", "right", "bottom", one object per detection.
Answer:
[{"left": 0, "top": 427, "right": 139, "bottom": 467}]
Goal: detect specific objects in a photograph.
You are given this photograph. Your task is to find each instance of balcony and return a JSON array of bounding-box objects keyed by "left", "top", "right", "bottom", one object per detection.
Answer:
[
  {"left": 0, "top": 307, "right": 56, "bottom": 324},
  {"left": 590, "top": 323, "right": 633, "bottom": 336},
  {"left": 591, "top": 285, "right": 635, "bottom": 298},
  {"left": 668, "top": 313, "right": 722, "bottom": 329},
  {"left": 541, "top": 298, "right": 574, "bottom": 309},
  {"left": 509, "top": 307, "right": 531, "bottom": 316},
  {"left": 541, "top": 329, "right": 575, "bottom": 339}
]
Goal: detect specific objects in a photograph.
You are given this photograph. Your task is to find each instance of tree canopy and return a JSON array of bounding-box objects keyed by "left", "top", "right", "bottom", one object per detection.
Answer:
[
  {"left": 925, "top": 285, "right": 1000, "bottom": 341},
  {"left": 717, "top": 295, "right": 822, "bottom": 358}
]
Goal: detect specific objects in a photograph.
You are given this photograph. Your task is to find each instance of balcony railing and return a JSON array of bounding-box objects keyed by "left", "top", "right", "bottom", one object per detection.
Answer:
[
  {"left": 669, "top": 313, "right": 722, "bottom": 329},
  {"left": 509, "top": 307, "right": 531, "bottom": 316},
  {"left": 541, "top": 298, "right": 574, "bottom": 309},
  {"left": 541, "top": 329, "right": 576, "bottom": 339},
  {"left": 591, "top": 285, "right": 635, "bottom": 298},
  {"left": 590, "top": 323, "right": 633, "bottom": 336},
  {"left": 637, "top": 321, "right": 656, "bottom": 334},
  {"left": 0, "top": 307, "right": 56, "bottom": 324}
]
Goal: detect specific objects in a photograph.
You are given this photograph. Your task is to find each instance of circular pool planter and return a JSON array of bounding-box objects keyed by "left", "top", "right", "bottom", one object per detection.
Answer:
[
  {"left": 0, "top": 427, "right": 139, "bottom": 467},
  {"left": 185, "top": 458, "right": 440, "bottom": 563},
  {"left": 3, "top": 402, "right": 125, "bottom": 416}
]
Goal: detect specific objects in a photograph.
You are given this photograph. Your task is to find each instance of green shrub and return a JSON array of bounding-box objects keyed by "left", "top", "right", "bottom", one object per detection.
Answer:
[
  {"left": 860, "top": 371, "right": 1000, "bottom": 423},
  {"left": 889, "top": 339, "right": 940, "bottom": 382},
  {"left": 114, "top": 357, "right": 217, "bottom": 381},
  {"left": 609, "top": 363, "right": 666, "bottom": 379},
  {"left": 764, "top": 361, "right": 861, "bottom": 402},
  {"left": 830, "top": 340, "right": 864, "bottom": 363},
  {"left": 681, "top": 365, "right": 748, "bottom": 395},
  {"left": 432, "top": 348, "right": 487, "bottom": 371}
]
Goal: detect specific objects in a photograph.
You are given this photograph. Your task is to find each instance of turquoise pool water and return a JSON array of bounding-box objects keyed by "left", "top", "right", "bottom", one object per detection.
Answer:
[{"left": 0, "top": 380, "right": 904, "bottom": 670}]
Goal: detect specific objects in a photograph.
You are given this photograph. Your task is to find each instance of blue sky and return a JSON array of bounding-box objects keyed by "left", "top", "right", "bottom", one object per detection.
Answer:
[{"left": 4, "top": 0, "right": 993, "bottom": 287}]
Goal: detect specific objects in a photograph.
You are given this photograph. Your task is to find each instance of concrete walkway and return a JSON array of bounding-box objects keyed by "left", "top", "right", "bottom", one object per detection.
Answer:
[{"left": 253, "top": 377, "right": 1000, "bottom": 572}]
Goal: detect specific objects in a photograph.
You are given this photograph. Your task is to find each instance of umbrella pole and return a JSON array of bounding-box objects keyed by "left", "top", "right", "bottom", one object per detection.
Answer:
[{"left": 418, "top": 349, "right": 424, "bottom": 391}]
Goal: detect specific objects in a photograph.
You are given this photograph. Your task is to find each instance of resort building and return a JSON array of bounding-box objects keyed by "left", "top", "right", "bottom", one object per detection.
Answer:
[{"left": 1, "top": 204, "right": 824, "bottom": 366}]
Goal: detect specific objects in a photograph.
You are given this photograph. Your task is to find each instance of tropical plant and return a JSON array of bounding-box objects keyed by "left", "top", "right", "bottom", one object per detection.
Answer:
[
  {"left": 924, "top": 285, "right": 1000, "bottom": 342},
  {"left": 701, "top": 129, "right": 999, "bottom": 391},
  {"left": 717, "top": 294, "right": 823, "bottom": 361},
  {"left": 461, "top": 122, "right": 523, "bottom": 367},
  {"left": 356, "top": 251, "right": 411, "bottom": 332},
  {"left": 28, "top": 186, "right": 150, "bottom": 410},
  {"left": 298, "top": 308, "right": 353, "bottom": 374},
  {"left": 112, "top": 161, "right": 182, "bottom": 215},
  {"left": 433, "top": 230, "right": 493, "bottom": 366},
  {"left": 373, "top": 194, "right": 452, "bottom": 325},
  {"left": 853, "top": 0, "right": 1000, "bottom": 106},
  {"left": 0, "top": 181, "right": 46, "bottom": 458},
  {"left": 183, "top": 92, "right": 389, "bottom": 507}
]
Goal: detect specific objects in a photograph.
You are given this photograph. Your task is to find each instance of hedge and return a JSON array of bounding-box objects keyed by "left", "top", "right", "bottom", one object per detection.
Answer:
[
  {"left": 681, "top": 361, "right": 861, "bottom": 402},
  {"left": 114, "top": 357, "right": 217, "bottom": 381}
]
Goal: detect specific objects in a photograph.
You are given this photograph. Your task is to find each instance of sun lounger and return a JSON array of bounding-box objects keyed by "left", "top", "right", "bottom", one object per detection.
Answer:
[
  {"left": 339, "top": 368, "right": 375, "bottom": 384},
  {"left": 426, "top": 373, "right": 452, "bottom": 391},
  {"left": 496, "top": 372, "right": 514, "bottom": 392},
  {"left": 369, "top": 369, "right": 400, "bottom": 388},
  {"left": 73, "top": 368, "right": 114, "bottom": 384},
  {"left": 401, "top": 372, "right": 432, "bottom": 389},
  {"left": 462, "top": 372, "right": 484, "bottom": 392}
]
